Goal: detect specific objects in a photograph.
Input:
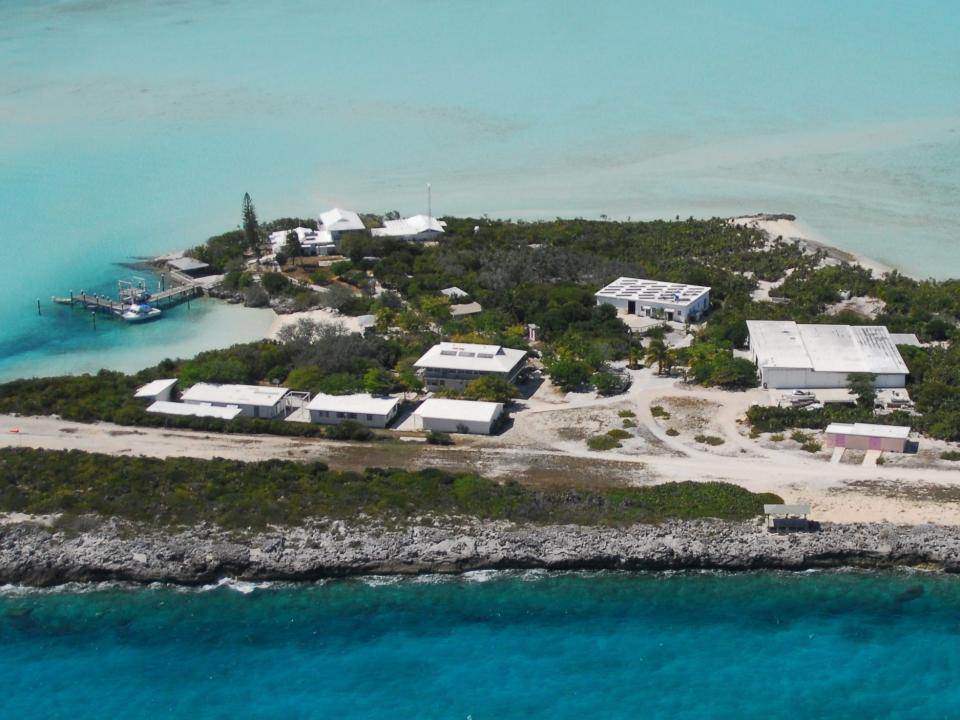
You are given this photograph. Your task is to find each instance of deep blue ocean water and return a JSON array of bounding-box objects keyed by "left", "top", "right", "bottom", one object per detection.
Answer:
[
  {"left": 2, "top": 571, "right": 960, "bottom": 719},
  {"left": 1, "top": 0, "right": 959, "bottom": 380}
]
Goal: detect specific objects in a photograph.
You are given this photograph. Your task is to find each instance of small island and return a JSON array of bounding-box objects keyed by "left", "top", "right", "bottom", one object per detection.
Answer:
[{"left": 2, "top": 198, "right": 959, "bottom": 586}]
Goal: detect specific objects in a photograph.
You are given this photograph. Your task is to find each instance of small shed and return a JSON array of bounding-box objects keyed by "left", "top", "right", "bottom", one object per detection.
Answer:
[
  {"left": 167, "top": 257, "right": 211, "bottom": 277},
  {"left": 414, "top": 398, "right": 504, "bottom": 435},
  {"left": 449, "top": 302, "right": 482, "bottom": 317},
  {"left": 824, "top": 423, "right": 910, "bottom": 453},
  {"left": 307, "top": 393, "right": 401, "bottom": 428},
  {"left": 134, "top": 378, "right": 177, "bottom": 403},
  {"left": 441, "top": 286, "right": 469, "bottom": 299},
  {"left": 764, "top": 504, "right": 812, "bottom": 532}
]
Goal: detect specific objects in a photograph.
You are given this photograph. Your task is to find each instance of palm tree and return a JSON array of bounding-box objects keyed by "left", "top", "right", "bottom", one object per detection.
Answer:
[{"left": 644, "top": 338, "right": 671, "bottom": 375}]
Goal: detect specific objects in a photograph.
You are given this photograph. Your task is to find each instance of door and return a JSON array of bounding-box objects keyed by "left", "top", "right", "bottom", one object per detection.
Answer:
[
  {"left": 869, "top": 436, "right": 882, "bottom": 451},
  {"left": 627, "top": 300, "right": 636, "bottom": 315},
  {"left": 834, "top": 434, "right": 846, "bottom": 447}
]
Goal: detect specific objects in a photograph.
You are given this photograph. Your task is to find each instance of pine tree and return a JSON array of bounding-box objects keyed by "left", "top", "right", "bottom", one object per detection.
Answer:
[{"left": 241, "top": 192, "right": 260, "bottom": 257}]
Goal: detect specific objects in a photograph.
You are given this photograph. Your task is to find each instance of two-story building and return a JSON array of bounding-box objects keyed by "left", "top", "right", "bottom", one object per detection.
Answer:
[{"left": 413, "top": 342, "right": 527, "bottom": 392}]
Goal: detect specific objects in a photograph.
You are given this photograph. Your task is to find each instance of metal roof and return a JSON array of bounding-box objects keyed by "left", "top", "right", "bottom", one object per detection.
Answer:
[
  {"left": 595, "top": 277, "right": 710, "bottom": 308},
  {"left": 371, "top": 215, "right": 446, "bottom": 238},
  {"left": 146, "top": 401, "right": 242, "bottom": 420},
  {"left": 825, "top": 423, "right": 911, "bottom": 439},
  {"left": 134, "top": 378, "right": 177, "bottom": 398},
  {"left": 747, "top": 321, "right": 908, "bottom": 375},
  {"left": 414, "top": 342, "right": 526, "bottom": 373},
  {"left": 415, "top": 398, "right": 503, "bottom": 423},
  {"left": 168, "top": 257, "right": 210, "bottom": 272},
  {"left": 764, "top": 504, "right": 811, "bottom": 516},
  {"left": 307, "top": 393, "right": 400, "bottom": 415},
  {"left": 181, "top": 383, "right": 289, "bottom": 407},
  {"left": 318, "top": 207, "right": 365, "bottom": 233}
]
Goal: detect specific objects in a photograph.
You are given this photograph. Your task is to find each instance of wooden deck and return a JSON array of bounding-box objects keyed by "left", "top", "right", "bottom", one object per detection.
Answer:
[{"left": 51, "top": 283, "right": 202, "bottom": 316}]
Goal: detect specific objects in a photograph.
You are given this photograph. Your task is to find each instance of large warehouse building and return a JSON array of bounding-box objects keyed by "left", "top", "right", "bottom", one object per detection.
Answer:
[
  {"left": 595, "top": 277, "right": 711, "bottom": 322},
  {"left": 746, "top": 321, "right": 909, "bottom": 390}
]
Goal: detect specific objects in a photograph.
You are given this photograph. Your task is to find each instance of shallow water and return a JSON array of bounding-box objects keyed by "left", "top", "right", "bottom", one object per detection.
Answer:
[
  {"left": 2, "top": 0, "right": 958, "bottom": 380},
  {"left": 1, "top": 571, "right": 958, "bottom": 719}
]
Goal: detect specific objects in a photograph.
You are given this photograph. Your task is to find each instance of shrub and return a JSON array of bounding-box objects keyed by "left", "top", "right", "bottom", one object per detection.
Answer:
[
  {"left": 650, "top": 405, "right": 671, "bottom": 419},
  {"left": 426, "top": 431, "right": 453, "bottom": 446},
  {"left": 592, "top": 370, "right": 630, "bottom": 396},
  {"left": 770, "top": 433, "right": 785, "bottom": 442},
  {"left": 324, "top": 421, "right": 374, "bottom": 442},
  {"left": 463, "top": 375, "right": 516, "bottom": 404},
  {"left": 618, "top": 410, "right": 636, "bottom": 418},
  {"left": 243, "top": 285, "right": 269, "bottom": 307},
  {"left": 694, "top": 434, "right": 725, "bottom": 446},
  {"left": 801, "top": 440, "right": 822, "bottom": 453},
  {"left": 790, "top": 430, "right": 812, "bottom": 444},
  {"left": 622, "top": 419, "right": 637, "bottom": 428},
  {"left": 607, "top": 428, "right": 631, "bottom": 440},
  {"left": 587, "top": 434, "right": 621, "bottom": 451},
  {"left": 260, "top": 272, "right": 291, "bottom": 295},
  {"left": 666, "top": 428, "right": 679, "bottom": 436},
  {"left": 941, "top": 451, "right": 960, "bottom": 461}
]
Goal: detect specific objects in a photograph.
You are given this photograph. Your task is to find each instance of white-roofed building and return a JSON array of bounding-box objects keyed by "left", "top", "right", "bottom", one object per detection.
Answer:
[
  {"left": 441, "top": 286, "right": 469, "bottom": 299},
  {"left": 371, "top": 214, "right": 446, "bottom": 241},
  {"left": 268, "top": 227, "right": 337, "bottom": 257},
  {"left": 414, "top": 398, "right": 504, "bottom": 435},
  {"left": 146, "top": 401, "right": 242, "bottom": 421},
  {"left": 307, "top": 393, "right": 401, "bottom": 428},
  {"left": 134, "top": 378, "right": 177, "bottom": 402},
  {"left": 318, "top": 207, "right": 366, "bottom": 235},
  {"left": 595, "top": 277, "right": 711, "bottom": 322},
  {"left": 824, "top": 423, "right": 911, "bottom": 453},
  {"left": 180, "top": 383, "right": 292, "bottom": 419},
  {"left": 746, "top": 321, "right": 909, "bottom": 389},
  {"left": 414, "top": 342, "right": 527, "bottom": 391}
]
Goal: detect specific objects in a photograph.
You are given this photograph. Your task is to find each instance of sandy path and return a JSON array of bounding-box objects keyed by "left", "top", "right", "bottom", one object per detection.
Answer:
[{"left": 4, "top": 406, "right": 959, "bottom": 525}]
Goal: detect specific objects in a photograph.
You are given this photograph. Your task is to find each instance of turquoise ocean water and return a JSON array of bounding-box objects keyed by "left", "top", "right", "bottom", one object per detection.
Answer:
[
  {"left": 2, "top": 571, "right": 960, "bottom": 719},
  {"left": 1, "top": 0, "right": 959, "bottom": 380}
]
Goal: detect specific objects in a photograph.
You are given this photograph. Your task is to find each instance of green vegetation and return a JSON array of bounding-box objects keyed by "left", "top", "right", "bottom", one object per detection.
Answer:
[
  {"left": 622, "top": 419, "right": 637, "bottom": 429},
  {"left": 694, "top": 434, "right": 725, "bottom": 446},
  {"left": 666, "top": 428, "right": 679, "bottom": 437},
  {"left": 618, "top": 410, "right": 636, "bottom": 418},
  {"left": 790, "top": 430, "right": 812, "bottom": 443},
  {"left": 587, "top": 435, "right": 621, "bottom": 451},
  {"left": 847, "top": 372, "right": 878, "bottom": 410},
  {"left": 0, "top": 448, "right": 780, "bottom": 528},
  {"left": 650, "top": 405, "right": 671, "bottom": 419},
  {"left": 801, "top": 440, "right": 822, "bottom": 453},
  {"left": 770, "top": 433, "right": 785, "bottom": 442},
  {"left": 941, "top": 450, "right": 960, "bottom": 462},
  {"left": 606, "top": 428, "right": 632, "bottom": 440},
  {"left": 425, "top": 431, "right": 454, "bottom": 446}
]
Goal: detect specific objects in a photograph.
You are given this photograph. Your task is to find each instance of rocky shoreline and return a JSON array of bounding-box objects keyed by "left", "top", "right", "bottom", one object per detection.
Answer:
[{"left": 3, "top": 518, "right": 960, "bottom": 587}]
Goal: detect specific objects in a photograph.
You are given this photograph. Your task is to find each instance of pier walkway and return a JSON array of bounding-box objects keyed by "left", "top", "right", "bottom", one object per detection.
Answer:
[{"left": 51, "top": 283, "right": 202, "bottom": 316}]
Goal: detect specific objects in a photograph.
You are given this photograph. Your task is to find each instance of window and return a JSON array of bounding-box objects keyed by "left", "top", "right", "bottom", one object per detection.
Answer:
[{"left": 366, "top": 414, "right": 373, "bottom": 421}]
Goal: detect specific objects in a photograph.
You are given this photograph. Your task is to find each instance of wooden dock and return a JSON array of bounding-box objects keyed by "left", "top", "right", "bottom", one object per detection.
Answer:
[{"left": 51, "top": 283, "right": 202, "bottom": 316}]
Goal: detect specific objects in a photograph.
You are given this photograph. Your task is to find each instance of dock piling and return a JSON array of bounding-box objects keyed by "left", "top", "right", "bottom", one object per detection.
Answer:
[{"left": 37, "top": 298, "right": 41, "bottom": 316}]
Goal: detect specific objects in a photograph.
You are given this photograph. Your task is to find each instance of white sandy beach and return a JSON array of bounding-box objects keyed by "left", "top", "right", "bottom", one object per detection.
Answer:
[{"left": 730, "top": 214, "right": 897, "bottom": 278}]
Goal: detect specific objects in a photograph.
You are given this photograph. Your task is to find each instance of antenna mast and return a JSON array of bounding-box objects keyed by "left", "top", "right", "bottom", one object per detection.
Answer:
[{"left": 427, "top": 183, "right": 432, "bottom": 218}]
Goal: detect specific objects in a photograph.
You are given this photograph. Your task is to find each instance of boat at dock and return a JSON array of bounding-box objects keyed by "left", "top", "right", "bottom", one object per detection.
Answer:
[{"left": 121, "top": 303, "right": 162, "bottom": 323}]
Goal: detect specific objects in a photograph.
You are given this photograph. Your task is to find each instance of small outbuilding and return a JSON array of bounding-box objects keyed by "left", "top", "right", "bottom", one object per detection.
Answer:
[
  {"left": 414, "top": 398, "right": 504, "bottom": 435},
  {"left": 180, "top": 383, "right": 291, "bottom": 419},
  {"left": 167, "top": 257, "right": 211, "bottom": 277},
  {"left": 134, "top": 378, "right": 177, "bottom": 403},
  {"left": 306, "top": 393, "right": 401, "bottom": 428},
  {"left": 824, "top": 423, "right": 911, "bottom": 453}
]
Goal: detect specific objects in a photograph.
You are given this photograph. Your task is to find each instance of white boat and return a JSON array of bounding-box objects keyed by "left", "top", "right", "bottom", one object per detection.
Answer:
[{"left": 121, "top": 303, "right": 162, "bottom": 323}]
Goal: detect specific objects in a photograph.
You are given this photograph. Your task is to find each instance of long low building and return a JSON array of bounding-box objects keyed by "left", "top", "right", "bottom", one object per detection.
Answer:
[
  {"left": 595, "top": 277, "right": 711, "bottom": 322},
  {"left": 746, "top": 321, "right": 909, "bottom": 389},
  {"left": 146, "top": 401, "right": 242, "bottom": 420},
  {"left": 306, "top": 393, "right": 401, "bottom": 428},
  {"left": 825, "top": 423, "right": 911, "bottom": 452},
  {"left": 371, "top": 214, "right": 446, "bottom": 241},
  {"left": 180, "top": 383, "right": 291, "bottom": 419},
  {"left": 414, "top": 342, "right": 527, "bottom": 391},
  {"left": 414, "top": 398, "right": 504, "bottom": 435}
]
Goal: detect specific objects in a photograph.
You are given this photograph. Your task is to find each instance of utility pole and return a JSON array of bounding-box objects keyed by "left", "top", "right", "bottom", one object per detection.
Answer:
[{"left": 427, "top": 183, "right": 432, "bottom": 218}]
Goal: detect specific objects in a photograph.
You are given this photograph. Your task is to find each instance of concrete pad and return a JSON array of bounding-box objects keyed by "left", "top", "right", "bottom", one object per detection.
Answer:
[
  {"left": 863, "top": 449, "right": 882, "bottom": 466},
  {"left": 830, "top": 447, "right": 845, "bottom": 464}
]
